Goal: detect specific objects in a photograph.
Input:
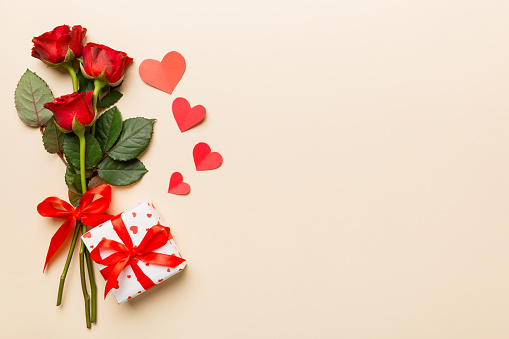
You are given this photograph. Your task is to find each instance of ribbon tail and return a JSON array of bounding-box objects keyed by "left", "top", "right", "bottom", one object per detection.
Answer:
[
  {"left": 43, "top": 217, "right": 75, "bottom": 272},
  {"left": 131, "top": 260, "right": 156, "bottom": 291},
  {"left": 104, "top": 258, "right": 129, "bottom": 299}
]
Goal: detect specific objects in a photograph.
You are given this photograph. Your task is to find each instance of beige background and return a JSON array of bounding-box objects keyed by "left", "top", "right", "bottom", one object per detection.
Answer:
[{"left": 1, "top": 0, "right": 509, "bottom": 338}]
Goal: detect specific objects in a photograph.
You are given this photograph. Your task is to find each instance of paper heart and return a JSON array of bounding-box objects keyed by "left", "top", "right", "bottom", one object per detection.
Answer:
[
  {"left": 132, "top": 212, "right": 136, "bottom": 217},
  {"left": 129, "top": 226, "right": 138, "bottom": 234},
  {"left": 127, "top": 275, "right": 131, "bottom": 279},
  {"left": 193, "top": 142, "right": 223, "bottom": 171},
  {"left": 172, "top": 97, "right": 206, "bottom": 132},
  {"left": 83, "top": 232, "right": 91, "bottom": 238},
  {"left": 168, "top": 172, "right": 191, "bottom": 195},
  {"left": 147, "top": 213, "right": 152, "bottom": 218},
  {"left": 139, "top": 51, "right": 186, "bottom": 94}
]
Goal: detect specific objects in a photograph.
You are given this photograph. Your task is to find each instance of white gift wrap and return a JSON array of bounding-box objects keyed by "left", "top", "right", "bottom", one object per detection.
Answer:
[{"left": 81, "top": 200, "right": 186, "bottom": 303}]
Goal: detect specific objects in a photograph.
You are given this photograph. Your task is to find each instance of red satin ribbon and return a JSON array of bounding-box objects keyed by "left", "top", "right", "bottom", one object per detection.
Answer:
[
  {"left": 37, "top": 184, "right": 113, "bottom": 271},
  {"left": 89, "top": 214, "right": 185, "bottom": 298}
]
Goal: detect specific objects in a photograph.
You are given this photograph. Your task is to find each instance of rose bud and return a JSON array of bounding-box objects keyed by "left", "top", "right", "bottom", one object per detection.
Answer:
[
  {"left": 43, "top": 91, "right": 95, "bottom": 133},
  {"left": 31, "top": 25, "right": 87, "bottom": 66},
  {"left": 80, "top": 43, "right": 133, "bottom": 86}
]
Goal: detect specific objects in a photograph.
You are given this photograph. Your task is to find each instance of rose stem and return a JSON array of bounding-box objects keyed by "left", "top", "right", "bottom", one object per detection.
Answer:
[
  {"left": 91, "top": 79, "right": 107, "bottom": 136},
  {"left": 79, "top": 221, "right": 91, "bottom": 329},
  {"left": 62, "top": 62, "right": 79, "bottom": 92},
  {"left": 56, "top": 222, "right": 80, "bottom": 306},
  {"left": 86, "top": 250, "right": 97, "bottom": 323},
  {"left": 77, "top": 130, "right": 92, "bottom": 327}
]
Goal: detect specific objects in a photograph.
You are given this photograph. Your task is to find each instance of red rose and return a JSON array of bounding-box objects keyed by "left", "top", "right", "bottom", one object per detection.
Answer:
[
  {"left": 81, "top": 43, "right": 133, "bottom": 86},
  {"left": 31, "top": 25, "right": 87, "bottom": 66},
  {"left": 44, "top": 91, "right": 95, "bottom": 132}
]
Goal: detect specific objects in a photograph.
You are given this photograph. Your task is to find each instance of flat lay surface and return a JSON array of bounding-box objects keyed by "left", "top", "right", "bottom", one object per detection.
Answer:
[{"left": 1, "top": 0, "right": 509, "bottom": 338}]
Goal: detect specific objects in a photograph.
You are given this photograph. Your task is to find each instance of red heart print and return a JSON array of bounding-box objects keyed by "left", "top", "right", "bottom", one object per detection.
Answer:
[
  {"left": 139, "top": 51, "right": 186, "bottom": 95},
  {"left": 172, "top": 97, "right": 206, "bottom": 132},
  {"left": 168, "top": 172, "right": 191, "bottom": 195},
  {"left": 138, "top": 291, "right": 141, "bottom": 294},
  {"left": 145, "top": 263, "right": 149, "bottom": 266},
  {"left": 129, "top": 226, "right": 138, "bottom": 234},
  {"left": 158, "top": 279, "right": 163, "bottom": 282},
  {"left": 90, "top": 245, "right": 94, "bottom": 249},
  {"left": 147, "top": 213, "right": 152, "bottom": 218},
  {"left": 167, "top": 268, "right": 171, "bottom": 272},
  {"left": 127, "top": 275, "right": 131, "bottom": 279},
  {"left": 193, "top": 142, "right": 223, "bottom": 171},
  {"left": 127, "top": 296, "right": 132, "bottom": 300},
  {"left": 83, "top": 232, "right": 91, "bottom": 238},
  {"left": 132, "top": 212, "right": 136, "bottom": 217}
]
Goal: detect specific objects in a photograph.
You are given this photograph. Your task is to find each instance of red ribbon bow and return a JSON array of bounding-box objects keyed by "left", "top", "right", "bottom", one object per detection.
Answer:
[
  {"left": 90, "top": 214, "right": 186, "bottom": 298},
  {"left": 37, "top": 184, "right": 113, "bottom": 271}
]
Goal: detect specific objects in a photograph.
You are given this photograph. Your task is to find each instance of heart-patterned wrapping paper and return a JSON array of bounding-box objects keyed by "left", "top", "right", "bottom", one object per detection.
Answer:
[{"left": 81, "top": 200, "right": 186, "bottom": 303}]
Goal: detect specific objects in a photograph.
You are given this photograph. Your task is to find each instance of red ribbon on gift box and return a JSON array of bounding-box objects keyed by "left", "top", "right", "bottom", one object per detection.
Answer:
[
  {"left": 89, "top": 214, "right": 186, "bottom": 298},
  {"left": 37, "top": 184, "right": 113, "bottom": 271}
]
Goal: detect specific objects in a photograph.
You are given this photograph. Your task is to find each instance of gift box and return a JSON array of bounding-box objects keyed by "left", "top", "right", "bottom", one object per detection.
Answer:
[{"left": 81, "top": 200, "right": 186, "bottom": 303}]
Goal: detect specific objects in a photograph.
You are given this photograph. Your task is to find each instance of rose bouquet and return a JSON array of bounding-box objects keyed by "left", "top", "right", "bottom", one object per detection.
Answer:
[{"left": 14, "top": 25, "right": 156, "bottom": 328}]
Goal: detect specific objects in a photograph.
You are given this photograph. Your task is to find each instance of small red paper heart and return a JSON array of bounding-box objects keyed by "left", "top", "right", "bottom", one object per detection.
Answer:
[
  {"left": 127, "top": 296, "right": 132, "bottom": 300},
  {"left": 158, "top": 279, "right": 163, "bottom": 282},
  {"left": 127, "top": 275, "right": 131, "bottom": 279},
  {"left": 145, "top": 263, "right": 149, "bottom": 266},
  {"left": 90, "top": 245, "right": 94, "bottom": 249},
  {"left": 139, "top": 51, "right": 186, "bottom": 95},
  {"left": 138, "top": 291, "right": 141, "bottom": 294},
  {"left": 147, "top": 213, "right": 152, "bottom": 218},
  {"left": 129, "top": 226, "right": 138, "bottom": 234},
  {"left": 168, "top": 172, "right": 191, "bottom": 195},
  {"left": 167, "top": 268, "right": 171, "bottom": 272},
  {"left": 132, "top": 212, "right": 136, "bottom": 217},
  {"left": 83, "top": 232, "right": 91, "bottom": 238},
  {"left": 172, "top": 97, "right": 206, "bottom": 132},
  {"left": 193, "top": 142, "right": 223, "bottom": 171}
]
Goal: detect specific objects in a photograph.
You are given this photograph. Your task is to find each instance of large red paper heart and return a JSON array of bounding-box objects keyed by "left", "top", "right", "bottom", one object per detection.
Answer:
[
  {"left": 139, "top": 51, "right": 186, "bottom": 94},
  {"left": 168, "top": 172, "right": 191, "bottom": 195},
  {"left": 193, "top": 142, "right": 223, "bottom": 171},
  {"left": 172, "top": 97, "right": 206, "bottom": 132}
]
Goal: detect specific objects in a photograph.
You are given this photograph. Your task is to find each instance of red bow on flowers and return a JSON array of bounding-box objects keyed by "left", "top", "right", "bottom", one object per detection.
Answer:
[
  {"left": 37, "top": 184, "right": 113, "bottom": 271},
  {"left": 90, "top": 215, "right": 186, "bottom": 298}
]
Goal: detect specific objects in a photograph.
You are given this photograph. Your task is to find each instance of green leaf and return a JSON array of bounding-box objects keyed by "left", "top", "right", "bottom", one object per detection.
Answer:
[
  {"left": 42, "top": 118, "right": 65, "bottom": 154},
  {"left": 65, "top": 167, "right": 75, "bottom": 187},
  {"left": 63, "top": 133, "right": 103, "bottom": 170},
  {"left": 97, "top": 156, "right": 148, "bottom": 186},
  {"left": 68, "top": 184, "right": 82, "bottom": 207},
  {"left": 88, "top": 176, "right": 107, "bottom": 190},
  {"left": 95, "top": 106, "right": 123, "bottom": 153},
  {"left": 73, "top": 174, "right": 82, "bottom": 192},
  {"left": 14, "top": 69, "right": 54, "bottom": 128},
  {"left": 107, "top": 118, "right": 155, "bottom": 161},
  {"left": 97, "top": 90, "right": 123, "bottom": 108},
  {"left": 77, "top": 68, "right": 94, "bottom": 93}
]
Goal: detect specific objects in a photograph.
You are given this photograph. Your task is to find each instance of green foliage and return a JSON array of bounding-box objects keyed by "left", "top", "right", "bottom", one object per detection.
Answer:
[
  {"left": 68, "top": 184, "right": 82, "bottom": 207},
  {"left": 97, "top": 157, "right": 148, "bottom": 186},
  {"left": 77, "top": 68, "right": 94, "bottom": 93},
  {"left": 65, "top": 167, "right": 74, "bottom": 187},
  {"left": 88, "top": 176, "right": 107, "bottom": 190},
  {"left": 14, "top": 69, "right": 54, "bottom": 128},
  {"left": 95, "top": 107, "right": 123, "bottom": 152},
  {"left": 63, "top": 133, "right": 102, "bottom": 170},
  {"left": 42, "top": 118, "right": 65, "bottom": 154},
  {"left": 107, "top": 118, "right": 155, "bottom": 161},
  {"left": 97, "top": 90, "right": 123, "bottom": 108}
]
